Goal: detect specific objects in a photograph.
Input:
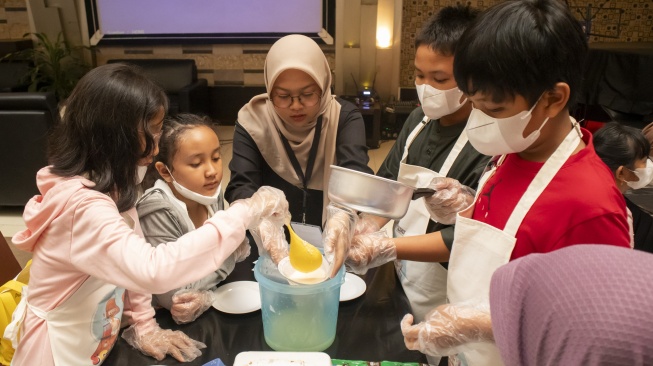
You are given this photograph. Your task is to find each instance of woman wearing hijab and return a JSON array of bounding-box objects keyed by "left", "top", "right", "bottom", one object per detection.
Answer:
[
  {"left": 225, "top": 34, "right": 372, "bottom": 228},
  {"left": 490, "top": 244, "right": 653, "bottom": 365}
]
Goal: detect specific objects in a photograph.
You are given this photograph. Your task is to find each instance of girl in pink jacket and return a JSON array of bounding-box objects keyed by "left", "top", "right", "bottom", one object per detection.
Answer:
[{"left": 8, "top": 63, "right": 288, "bottom": 366}]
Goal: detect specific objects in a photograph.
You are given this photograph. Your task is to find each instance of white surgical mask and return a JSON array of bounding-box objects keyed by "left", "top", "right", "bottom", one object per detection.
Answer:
[
  {"left": 415, "top": 83, "right": 466, "bottom": 120},
  {"left": 466, "top": 97, "right": 549, "bottom": 156},
  {"left": 136, "top": 165, "right": 148, "bottom": 184},
  {"left": 165, "top": 165, "right": 221, "bottom": 206},
  {"left": 646, "top": 159, "right": 653, "bottom": 188},
  {"left": 625, "top": 162, "right": 653, "bottom": 190}
]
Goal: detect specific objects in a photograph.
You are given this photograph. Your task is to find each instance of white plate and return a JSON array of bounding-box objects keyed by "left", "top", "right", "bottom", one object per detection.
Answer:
[
  {"left": 234, "top": 351, "right": 331, "bottom": 366},
  {"left": 278, "top": 256, "right": 329, "bottom": 285},
  {"left": 340, "top": 273, "right": 366, "bottom": 301},
  {"left": 212, "top": 281, "right": 261, "bottom": 314}
]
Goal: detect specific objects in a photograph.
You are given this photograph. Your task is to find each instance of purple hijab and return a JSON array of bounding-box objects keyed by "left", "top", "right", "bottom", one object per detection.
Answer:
[{"left": 490, "top": 245, "right": 653, "bottom": 366}]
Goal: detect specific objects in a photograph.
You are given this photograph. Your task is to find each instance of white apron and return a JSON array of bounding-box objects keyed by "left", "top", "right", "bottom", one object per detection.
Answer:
[
  {"left": 5, "top": 211, "right": 140, "bottom": 366},
  {"left": 394, "top": 116, "right": 469, "bottom": 323},
  {"left": 447, "top": 123, "right": 582, "bottom": 366}
]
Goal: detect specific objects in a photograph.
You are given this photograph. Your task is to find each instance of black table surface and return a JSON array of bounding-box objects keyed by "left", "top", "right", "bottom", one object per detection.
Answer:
[{"left": 103, "top": 248, "right": 427, "bottom": 366}]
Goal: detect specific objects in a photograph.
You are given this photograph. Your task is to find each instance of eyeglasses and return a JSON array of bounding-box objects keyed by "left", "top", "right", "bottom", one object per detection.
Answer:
[{"left": 270, "top": 92, "right": 321, "bottom": 109}]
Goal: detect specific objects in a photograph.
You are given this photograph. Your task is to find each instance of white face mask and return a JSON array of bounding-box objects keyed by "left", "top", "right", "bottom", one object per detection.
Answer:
[
  {"left": 466, "top": 97, "right": 549, "bottom": 156},
  {"left": 646, "top": 159, "right": 653, "bottom": 188},
  {"left": 415, "top": 83, "right": 466, "bottom": 120},
  {"left": 165, "top": 165, "right": 221, "bottom": 206},
  {"left": 625, "top": 161, "right": 653, "bottom": 190},
  {"left": 136, "top": 165, "right": 148, "bottom": 184}
]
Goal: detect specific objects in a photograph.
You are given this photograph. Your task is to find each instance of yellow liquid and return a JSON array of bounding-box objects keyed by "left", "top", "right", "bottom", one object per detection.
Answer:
[
  {"left": 288, "top": 224, "right": 323, "bottom": 273},
  {"left": 263, "top": 307, "right": 336, "bottom": 351}
]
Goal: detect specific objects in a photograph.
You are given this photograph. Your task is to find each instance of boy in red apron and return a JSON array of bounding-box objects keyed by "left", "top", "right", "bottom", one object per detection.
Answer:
[{"left": 399, "top": 1, "right": 631, "bottom": 365}]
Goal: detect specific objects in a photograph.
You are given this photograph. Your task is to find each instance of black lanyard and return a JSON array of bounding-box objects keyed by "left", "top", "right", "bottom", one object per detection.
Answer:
[{"left": 277, "top": 117, "right": 323, "bottom": 223}]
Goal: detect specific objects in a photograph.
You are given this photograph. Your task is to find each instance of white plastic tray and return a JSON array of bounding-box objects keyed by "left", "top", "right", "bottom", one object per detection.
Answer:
[{"left": 233, "top": 351, "right": 331, "bottom": 366}]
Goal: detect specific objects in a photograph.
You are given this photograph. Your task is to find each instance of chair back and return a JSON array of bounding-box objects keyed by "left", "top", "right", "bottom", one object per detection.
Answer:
[{"left": 106, "top": 59, "right": 197, "bottom": 92}]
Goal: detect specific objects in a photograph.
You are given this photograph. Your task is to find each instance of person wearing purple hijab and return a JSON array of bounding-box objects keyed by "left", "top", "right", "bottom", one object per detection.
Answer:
[{"left": 490, "top": 244, "right": 653, "bottom": 366}]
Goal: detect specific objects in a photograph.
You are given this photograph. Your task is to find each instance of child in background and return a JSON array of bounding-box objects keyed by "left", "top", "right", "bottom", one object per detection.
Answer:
[
  {"left": 400, "top": 1, "right": 630, "bottom": 365},
  {"left": 137, "top": 114, "right": 251, "bottom": 324},
  {"left": 594, "top": 122, "right": 653, "bottom": 252},
  {"left": 8, "top": 63, "right": 288, "bottom": 365}
]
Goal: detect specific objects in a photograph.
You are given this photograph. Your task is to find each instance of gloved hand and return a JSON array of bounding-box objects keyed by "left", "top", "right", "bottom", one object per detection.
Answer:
[
  {"left": 323, "top": 203, "right": 357, "bottom": 278},
  {"left": 423, "top": 177, "right": 476, "bottom": 225},
  {"left": 122, "top": 319, "right": 206, "bottom": 362},
  {"left": 346, "top": 230, "right": 397, "bottom": 275},
  {"left": 401, "top": 303, "right": 494, "bottom": 357},
  {"left": 250, "top": 218, "right": 289, "bottom": 265},
  {"left": 354, "top": 213, "right": 381, "bottom": 236},
  {"left": 233, "top": 237, "right": 251, "bottom": 263},
  {"left": 170, "top": 289, "right": 216, "bottom": 324},
  {"left": 236, "top": 186, "right": 290, "bottom": 230}
]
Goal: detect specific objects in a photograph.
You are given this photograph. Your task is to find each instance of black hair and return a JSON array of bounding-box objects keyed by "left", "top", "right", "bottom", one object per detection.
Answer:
[
  {"left": 414, "top": 4, "right": 480, "bottom": 56},
  {"left": 48, "top": 63, "right": 168, "bottom": 212},
  {"left": 594, "top": 122, "right": 651, "bottom": 172},
  {"left": 453, "top": 0, "right": 588, "bottom": 108},
  {"left": 141, "top": 113, "right": 219, "bottom": 189}
]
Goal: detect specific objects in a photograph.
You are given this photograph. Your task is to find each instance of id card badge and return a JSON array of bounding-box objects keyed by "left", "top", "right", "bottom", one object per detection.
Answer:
[{"left": 290, "top": 222, "right": 323, "bottom": 249}]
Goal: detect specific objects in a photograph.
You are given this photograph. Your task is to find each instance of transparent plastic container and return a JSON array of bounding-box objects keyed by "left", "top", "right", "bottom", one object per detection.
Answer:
[{"left": 254, "top": 255, "right": 345, "bottom": 351}]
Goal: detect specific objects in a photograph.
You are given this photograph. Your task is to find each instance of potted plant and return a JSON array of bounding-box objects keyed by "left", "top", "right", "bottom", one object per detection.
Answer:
[{"left": 1, "top": 32, "right": 91, "bottom": 101}]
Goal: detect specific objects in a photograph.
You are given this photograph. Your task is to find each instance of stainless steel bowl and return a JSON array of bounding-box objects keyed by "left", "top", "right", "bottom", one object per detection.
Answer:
[{"left": 328, "top": 165, "right": 425, "bottom": 220}]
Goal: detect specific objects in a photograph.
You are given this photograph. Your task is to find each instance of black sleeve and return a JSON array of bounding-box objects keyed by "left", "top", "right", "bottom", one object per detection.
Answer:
[
  {"left": 376, "top": 108, "right": 424, "bottom": 179},
  {"left": 335, "top": 99, "right": 374, "bottom": 175},
  {"left": 224, "top": 122, "right": 264, "bottom": 203},
  {"left": 628, "top": 197, "right": 653, "bottom": 254}
]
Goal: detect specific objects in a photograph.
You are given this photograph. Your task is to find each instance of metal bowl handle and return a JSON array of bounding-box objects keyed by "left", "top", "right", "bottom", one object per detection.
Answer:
[{"left": 411, "top": 188, "right": 436, "bottom": 200}]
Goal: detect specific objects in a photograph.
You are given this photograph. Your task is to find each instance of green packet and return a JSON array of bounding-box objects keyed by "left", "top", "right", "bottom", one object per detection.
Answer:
[{"left": 331, "top": 360, "right": 425, "bottom": 366}]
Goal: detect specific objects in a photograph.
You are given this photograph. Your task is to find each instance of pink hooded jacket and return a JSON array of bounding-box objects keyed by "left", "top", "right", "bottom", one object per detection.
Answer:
[{"left": 11, "top": 167, "right": 251, "bottom": 365}]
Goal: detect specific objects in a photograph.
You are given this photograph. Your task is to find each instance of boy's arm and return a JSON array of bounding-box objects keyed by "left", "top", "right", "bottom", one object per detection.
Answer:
[
  {"left": 395, "top": 231, "right": 451, "bottom": 262},
  {"left": 556, "top": 212, "right": 631, "bottom": 250},
  {"left": 345, "top": 229, "right": 451, "bottom": 274}
]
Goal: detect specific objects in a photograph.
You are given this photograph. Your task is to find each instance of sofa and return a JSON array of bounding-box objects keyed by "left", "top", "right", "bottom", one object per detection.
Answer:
[
  {"left": 0, "top": 61, "right": 30, "bottom": 92},
  {"left": 0, "top": 92, "right": 58, "bottom": 206},
  {"left": 106, "top": 59, "right": 209, "bottom": 116}
]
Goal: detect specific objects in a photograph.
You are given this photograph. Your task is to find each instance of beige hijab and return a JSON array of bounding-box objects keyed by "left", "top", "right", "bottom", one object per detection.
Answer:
[{"left": 238, "top": 34, "right": 340, "bottom": 223}]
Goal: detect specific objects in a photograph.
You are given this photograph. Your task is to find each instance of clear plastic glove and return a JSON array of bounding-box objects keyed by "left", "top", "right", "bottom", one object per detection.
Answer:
[
  {"left": 251, "top": 218, "right": 289, "bottom": 265},
  {"left": 354, "top": 213, "right": 381, "bottom": 236},
  {"left": 170, "top": 289, "right": 216, "bottom": 324},
  {"left": 401, "top": 303, "right": 494, "bottom": 357},
  {"left": 122, "top": 319, "right": 206, "bottom": 362},
  {"left": 237, "top": 186, "right": 290, "bottom": 230},
  {"left": 233, "top": 237, "right": 251, "bottom": 263},
  {"left": 323, "top": 203, "right": 357, "bottom": 278},
  {"left": 346, "top": 230, "right": 397, "bottom": 275},
  {"left": 424, "top": 177, "right": 476, "bottom": 225}
]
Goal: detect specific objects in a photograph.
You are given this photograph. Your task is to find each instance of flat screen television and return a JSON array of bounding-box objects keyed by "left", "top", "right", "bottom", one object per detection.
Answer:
[{"left": 85, "top": 0, "right": 335, "bottom": 45}]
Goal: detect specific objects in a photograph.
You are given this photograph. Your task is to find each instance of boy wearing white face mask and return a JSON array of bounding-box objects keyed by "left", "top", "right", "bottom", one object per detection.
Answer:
[
  {"left": 137, "top": 114, "right": 251, "bottom": 324},
  {"left": 399, "top": 1, "right": 631, "bottom": 365}
]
